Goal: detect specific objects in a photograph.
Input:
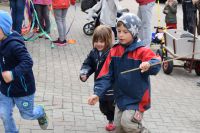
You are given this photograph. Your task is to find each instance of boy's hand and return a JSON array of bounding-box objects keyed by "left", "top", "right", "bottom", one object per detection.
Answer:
[
  {"left": 2, "top": 71, "right": 13, "bottom": 83},
  {"left": 80, "top": 75, "right": 87, "bottom": 82},
  {"left": 88, "top": 95, "right": 99, "bottom": 105},
  {"left": 139, "top": 62, "right": 150, "bottom": 73}
]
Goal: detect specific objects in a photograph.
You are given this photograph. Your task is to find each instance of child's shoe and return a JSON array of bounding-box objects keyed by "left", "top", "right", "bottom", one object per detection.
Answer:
[
  {"left": 105, "top": 122, "right": 116, "bottom": 131},
  {"left": 52, "top": 38, "right": 60, "bottom": 43},
  {"left": 37, "top": 108, "right": 48, "bottom": 130},
  {"left": 55, "top": 40, "right": 67, "bottom": 46}
]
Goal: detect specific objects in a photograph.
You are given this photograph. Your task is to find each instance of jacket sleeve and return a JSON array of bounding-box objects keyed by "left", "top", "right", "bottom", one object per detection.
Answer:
[
  {"left": 140, "top": 48, "right": 161, "bottom": 75},
  {"left": 94, "top": 52, "right": 114, "bottom": 97},
  {"left": 80, "top": 50, "right": 95, "bottom": 77},
  {"left": 11, "top": 43, "right": 33, "bottom": 79}
]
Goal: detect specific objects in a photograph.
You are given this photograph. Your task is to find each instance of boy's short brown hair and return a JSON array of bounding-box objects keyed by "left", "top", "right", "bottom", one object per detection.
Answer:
[
  {"left": 116, "top": 21, "right": 126, "bottom": 28},
  {"left": 92, "top": 25, "right": 113, "bottom": 51}
]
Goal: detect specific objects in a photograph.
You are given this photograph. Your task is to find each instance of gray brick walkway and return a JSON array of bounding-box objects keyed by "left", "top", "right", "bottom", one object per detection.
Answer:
[{"left": 0, "top": 1, "right": 200, "bottom": 133}]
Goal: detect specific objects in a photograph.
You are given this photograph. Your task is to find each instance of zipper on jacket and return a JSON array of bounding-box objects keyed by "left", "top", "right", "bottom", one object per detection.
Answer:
[
  {"left": 21, "top": 76, "right": 28, "bottom": 92},
  {"left": 7, "top": 84, "right": 12, "bottom": 97}
]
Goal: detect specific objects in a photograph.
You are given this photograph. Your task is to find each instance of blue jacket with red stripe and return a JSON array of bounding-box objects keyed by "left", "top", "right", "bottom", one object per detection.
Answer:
[{"left": 94, "top": 40, "right": 161, "bottom": 112}]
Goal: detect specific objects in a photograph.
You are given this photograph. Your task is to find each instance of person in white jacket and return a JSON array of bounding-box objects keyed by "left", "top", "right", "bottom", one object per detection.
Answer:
[{"left": 87, "top": 0, "right": 122, "bottom": 38}]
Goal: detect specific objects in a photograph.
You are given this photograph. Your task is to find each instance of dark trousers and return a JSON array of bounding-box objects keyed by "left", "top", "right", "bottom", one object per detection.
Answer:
[
  {"left": 112, "top": 27, "right": 117, "bottom": 39},
  {"left": 34, "top": 4, "right": 50, "bottom": 34},
  {"left": 99, "top": 100, "right": 115, "bottom": 121},
  {"left": 30, "top": 4, "right": 38, "bottom": 28},
  {"left": 9, "top": 0, "right": 26, "bottom": 34},
  {"left": 182, "top": 2, "right": 197, "bottom": 34}
]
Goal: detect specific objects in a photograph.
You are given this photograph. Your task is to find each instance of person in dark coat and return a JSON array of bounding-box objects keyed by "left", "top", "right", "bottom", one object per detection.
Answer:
[{"left": 80, "top": 25, "right": 116, "bottom": 131}]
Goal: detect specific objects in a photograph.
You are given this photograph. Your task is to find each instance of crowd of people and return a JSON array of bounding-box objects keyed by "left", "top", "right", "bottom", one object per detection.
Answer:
[{"left": 0, "top": 0, "right": 200, "bottom": 132}]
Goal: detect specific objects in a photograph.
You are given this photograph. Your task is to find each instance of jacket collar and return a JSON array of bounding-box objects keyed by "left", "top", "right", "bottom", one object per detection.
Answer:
[{"left": 123, "top": 38, "right": 145, "bottom": 53}]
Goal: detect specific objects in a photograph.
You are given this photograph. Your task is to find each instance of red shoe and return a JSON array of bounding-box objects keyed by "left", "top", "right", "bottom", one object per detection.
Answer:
[
  {"left": 105, "top": 123, "right": 116, "bottom": 131},
  {"left": 56, "top": 40, "right": 67, "bottom": 46}
]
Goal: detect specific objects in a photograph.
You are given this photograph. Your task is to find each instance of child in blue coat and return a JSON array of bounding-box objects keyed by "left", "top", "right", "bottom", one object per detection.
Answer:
[
  {"left": 80, "top": 25, "right": 115, "bottom": 131},
  {"left": 0, "top": 10, "right": 48, "bottom": 133}
]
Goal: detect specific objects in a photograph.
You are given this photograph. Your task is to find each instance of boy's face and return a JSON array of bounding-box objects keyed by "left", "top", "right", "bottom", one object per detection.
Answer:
[
  {"left": 0, "top": 28, "right": 5, "bottom": 41},
  {"left": 94, "top": 40, "right": 106, "bottom": 51},
  {"left": 117, "top": 25, "right": 133, "bottom": 45}
]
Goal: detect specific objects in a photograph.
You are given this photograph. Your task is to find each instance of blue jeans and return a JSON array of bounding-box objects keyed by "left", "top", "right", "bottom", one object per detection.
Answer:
[
  {"left": 0, "top": 92, "right": 45, "bottom": 133},
  {"left": 9, "top": 0, "right": 26, "bottom": 34}
]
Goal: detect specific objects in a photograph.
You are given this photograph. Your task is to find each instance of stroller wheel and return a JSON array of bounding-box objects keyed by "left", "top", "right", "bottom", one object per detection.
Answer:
[{"left": 83, "top": 22, "right": 95, "bottom": 36}]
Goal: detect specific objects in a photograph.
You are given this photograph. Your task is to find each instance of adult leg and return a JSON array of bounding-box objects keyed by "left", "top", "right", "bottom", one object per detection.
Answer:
[
  {"left": 14, "top": 94, "right": 44, "bottom": 120},
  {"left": 54, "top": 9, "right": 64, "bottom": 41},
  {"left": 15, "top": 0, "right": 26, "bottom": 34},
  {"left": 137, "top": 7, "right": 143, "bottom": 41},
  {"left": 42, "top": 5, "right": 51, "bottom": 34},
  {"left": 61, "top": 9, "right": 68, "bottom": 41},
  {"left": 186, "top": 2, "right": 197, "bottom": 34},
  {"left": 9, "top": 0, "right": 16, "bottom": 31},
  {"left": 0, "top": 92, "right": 18, "bottom": 133},
  {"left": 114, "top": 105, "right": 126, "bottom": 133},
  {"left": 137, "top": 2, "right": 154, "bottom": 47},
  {"left": 35, "top": 4, "right": 44, "bottom": 32},
  {"left": 182, "top": 2, "right": 188, "bottom": 31}
]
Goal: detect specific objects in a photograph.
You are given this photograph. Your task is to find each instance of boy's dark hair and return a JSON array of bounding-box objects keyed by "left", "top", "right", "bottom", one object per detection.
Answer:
[
  {"left": 92, "top": 25, "right": 113, "bottom": 51},
  {"left": 116, "top": 21, "right": 126, "bottom": 28}
]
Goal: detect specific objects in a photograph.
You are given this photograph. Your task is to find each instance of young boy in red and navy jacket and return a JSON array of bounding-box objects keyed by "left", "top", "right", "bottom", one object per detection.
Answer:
[
  {"left": 0, "top": 10, "right": 48, "bottom": 133},
  {"left": 88, "top": 13, "right": 161, "bottom": 133}
]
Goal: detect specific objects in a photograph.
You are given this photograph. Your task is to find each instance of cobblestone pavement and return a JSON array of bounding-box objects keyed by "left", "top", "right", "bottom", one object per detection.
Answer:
[{"left": 0, "top": 1, "right": 200, "bottom": 133}]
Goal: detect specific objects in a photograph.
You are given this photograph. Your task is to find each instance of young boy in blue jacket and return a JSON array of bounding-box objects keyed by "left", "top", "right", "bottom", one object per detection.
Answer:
[
  {"left": 0, "top": 10, "right": 48, "bottom": 133},
  {"left": 88, "top": 13, "right": 161, "bottom": 133}
]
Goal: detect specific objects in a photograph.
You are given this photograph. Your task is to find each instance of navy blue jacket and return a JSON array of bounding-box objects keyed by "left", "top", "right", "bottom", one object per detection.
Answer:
[
  {"left": 94, "top": 40, "right": 161, "bottom": 112},
  {"left": 80, "top": 48, "right": 114, "bottom": 101},
  {"left": 0, "top": 32, "right": 35, "bottom": 97}
]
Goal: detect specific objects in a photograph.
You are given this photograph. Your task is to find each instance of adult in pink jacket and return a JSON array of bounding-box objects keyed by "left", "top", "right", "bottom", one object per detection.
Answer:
[
  {"left": 136, "top": 0, "right": 155, "bottom": 48},
  {"left": 52, "top": 0, "right": 76, "bottom": 46},
  {"left": 33, "top": 0, "right": 52, "bottom": 35}
]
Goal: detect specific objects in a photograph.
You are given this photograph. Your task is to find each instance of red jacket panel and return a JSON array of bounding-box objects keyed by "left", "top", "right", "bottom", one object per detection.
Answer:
[{"left": 52, "top": 0, "right": 75, "bottom": 9}]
